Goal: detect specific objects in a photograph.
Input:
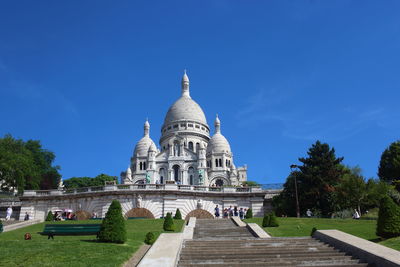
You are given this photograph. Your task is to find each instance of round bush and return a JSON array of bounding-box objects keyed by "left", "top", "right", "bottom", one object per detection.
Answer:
[
  {"left": 376, "top": 195, "right": 400, "bottom": 238},
  {"left": 163, "top": 212, "right": 175, "bottom": 231},
  {"left": 268, "top": 213, "right": 279, "bottom": 227},
  {"left": 45, "top": 211, "right": 53, "bottom": 221},
  {"left": 144, "top": 232, "right": 156, "bottom": 245},
  {"left": 98, "top": 200, "right": 127, "bottom": 243},
  {"left": 245, "top": 208, "right": 253, "bottom": 219},
  {"left": 174, "top": 208, "right": 182, "bottom": 220}
]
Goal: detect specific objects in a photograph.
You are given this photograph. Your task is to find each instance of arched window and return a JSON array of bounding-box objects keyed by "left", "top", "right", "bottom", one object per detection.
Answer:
[
  {"left": 188, "top": 167, "right": 194, "bottom": 185},
  {"left": 215, "top": 159, "right": 218, "bottom": 167},
  {"left": 143, "top": 162, "right": 146, "bottom": 170},
  {"left": 159, "top": 168, "right": 166, "bottom": 184},
  {"left": 219, "top": 159, "right": 222, "bottom": 167},
  {"left": 139, "top": 162, "right": 143, "bottom": 170},
  {"left": 188, "top": 142, "right": 194, "bottom": 151},
  {"left": 173, "top": 165, "right": 180, "bottom": 182},
  {"left": 196, "top": 143, "right": 200, "bottom": 152}
]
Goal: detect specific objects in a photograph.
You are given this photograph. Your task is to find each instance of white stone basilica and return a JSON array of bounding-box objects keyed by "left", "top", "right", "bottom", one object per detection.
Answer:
[{"left": 121, "top": 72, "right": 247, "bottom": 186}]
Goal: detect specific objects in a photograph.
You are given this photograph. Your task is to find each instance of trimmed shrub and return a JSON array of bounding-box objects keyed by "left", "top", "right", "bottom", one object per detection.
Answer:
[
  {"left": 0, "top": 219, "right": 3, "bottom": 233},
  {"left": 262, "top": 213, "right": 270, "bottom": 227},
  {"left": 245, "top": 208, "right": 253, "bottom": 219},
  {"left": 268, "top": 213, "right": 279, "bottom": 227},
  {"left": 163, "top": 212, "right": 175, "bottom": 231},
  {"left": 376, "top": 196, "right": 400, "bottom": 238},
  {"left": 311, "top": 227, "right": 317, "bottom": 236},
  {"left": 45, "top": 211, "right": 53, "bottom": 221},
  {"left": 98, "top": 200, "right": 127, "bottom": 243},
  {"left": 174, "top": 208, "right": 182, "bottom": 220},
  {"left": 144, "top": 232, "right": 156, "bottom": 245}
]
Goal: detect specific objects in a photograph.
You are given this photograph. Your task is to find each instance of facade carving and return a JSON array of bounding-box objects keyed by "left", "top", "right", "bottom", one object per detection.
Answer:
[{"left": 121, "top": 72, "right": 248, "bottom": 186}]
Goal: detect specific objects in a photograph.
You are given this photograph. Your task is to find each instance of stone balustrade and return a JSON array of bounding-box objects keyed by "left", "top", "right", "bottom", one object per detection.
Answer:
[{"left": 22, "top": 184, "right": 280, "bottom": 197}]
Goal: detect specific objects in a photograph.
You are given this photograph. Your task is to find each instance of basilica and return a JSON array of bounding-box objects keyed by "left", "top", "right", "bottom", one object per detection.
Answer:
[{"left": 121, "top": 72, "right": 247, "bottom": 186}]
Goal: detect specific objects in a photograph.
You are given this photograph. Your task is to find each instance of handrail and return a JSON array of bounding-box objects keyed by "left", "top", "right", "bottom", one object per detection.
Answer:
[{"left": 22, "top": 184, "right": 282, "bottom": 196}]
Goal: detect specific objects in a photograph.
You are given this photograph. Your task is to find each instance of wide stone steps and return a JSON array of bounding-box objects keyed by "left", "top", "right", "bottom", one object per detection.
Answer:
[{"left": 177, "top": 219, "right": 367, "bottom": 267}]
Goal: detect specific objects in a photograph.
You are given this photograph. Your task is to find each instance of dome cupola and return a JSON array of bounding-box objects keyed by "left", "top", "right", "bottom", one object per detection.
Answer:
[
  {"left": 207, "top": 115, "right": 231, "bottom": 154},
  {"left": 134, "top": 119, "right": 156, "bottom": 157}
]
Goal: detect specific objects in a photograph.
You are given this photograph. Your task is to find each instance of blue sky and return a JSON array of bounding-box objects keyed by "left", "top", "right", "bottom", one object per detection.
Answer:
[{"left": 1, "top": 1, "right": 399, "bottom": 184}]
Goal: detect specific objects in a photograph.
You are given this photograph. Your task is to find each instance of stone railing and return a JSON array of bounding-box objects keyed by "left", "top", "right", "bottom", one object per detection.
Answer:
[{"left": 22, "top": 184, "right": 281, "bottom": 197}]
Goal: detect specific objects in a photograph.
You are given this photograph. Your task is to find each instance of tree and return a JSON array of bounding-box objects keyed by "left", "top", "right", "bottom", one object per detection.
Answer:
[
  {"left": 98, "top": 200, "right": 127, "bottom": 243},
  {"left": 376, "top": 196, "right": 400, "bottom": 238},
  {"left": 378, "top": 141, "right": 400, "bottom": 186},
  {"left": 63, "top": 174, "right": 117, "bottom": 189},
  {"left": 268, "top": 212, "right": 279, "bottom": 227},
  {"left": 242, "top": 181, "right": 260, "bottom": 187},
  {"left": 0, "top": 134, "right": 61, "bottom": 193},
  {"left": 334, "top": 166, "right": 367, "bottom": 214},
  {"left": 163, "top": 212, "right": 175, "bottom": 231},
  {"left": 174, "top": 208, "right": 182, "bottom": 220},
  {"left": 297, "top": 141, "right": 344, "bottom": 216},
  {"left": 262, "top": 213, "right": 270, "bottom": 227},
  {"left": 45, "top": 211, "right": 53, "bottom": 221},
  {"left": 245, "top": 208, "right": 253, "bottom": 219}
]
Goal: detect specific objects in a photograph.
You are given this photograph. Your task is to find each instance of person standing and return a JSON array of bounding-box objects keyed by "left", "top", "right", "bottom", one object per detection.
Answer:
[
  {"left": 353, "top": 209, "right": 360, "bottom": 219},
  {"left": 6, "top": 206, "right": 13, "bottom": 221},
  {"left": 306, "top": 209, "right": 313, "bottom": 218},
  {"left": 239, "top": 208, "right": 244, "bottom": 220},
  {"left": 214, "top": 205, "right": 220, "bottom": 218}
]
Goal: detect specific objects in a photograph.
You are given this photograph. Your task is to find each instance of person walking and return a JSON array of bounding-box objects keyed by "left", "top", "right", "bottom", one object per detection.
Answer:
[
  {"left": 214, "top": 205, "right": 220, "bottom": 218},
  {"left": 6, "top": 206, "right": 13, "bottom": 221}
]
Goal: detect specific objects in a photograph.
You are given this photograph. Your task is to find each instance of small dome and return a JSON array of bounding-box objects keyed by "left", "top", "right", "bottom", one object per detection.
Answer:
[
  {"left": 207, "top": 133, "right": 231, "bottom": 154},
  {"left": 164, "top": 96, "right": 207, "bottom": 125},
  {"left": 148, "top": 142, "right": 157, "bottom": 152},
  {"left": 126, "top": 167, "right": 132, "bottom": 174},
  {"left": 134, "top": 136, "right": 156, "bottom": 157}
]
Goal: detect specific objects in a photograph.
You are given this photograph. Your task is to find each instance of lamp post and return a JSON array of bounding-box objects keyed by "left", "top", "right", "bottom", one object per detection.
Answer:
[{"left": 290, "top": 164, "right": 301, "bottom": 218}]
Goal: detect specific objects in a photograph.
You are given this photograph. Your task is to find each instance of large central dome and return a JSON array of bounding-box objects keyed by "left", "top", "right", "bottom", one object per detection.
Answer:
[
  {"left": 163, "top": 71, "right": 207, "bottom": 125},
  {"left": 164, "top": 96, "right": 207, "bottom": 125}
]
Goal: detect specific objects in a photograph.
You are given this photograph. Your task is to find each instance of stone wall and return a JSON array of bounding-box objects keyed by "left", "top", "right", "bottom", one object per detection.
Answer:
[{"left": 18, "top": 188, "right": 277, "bottom": 221}]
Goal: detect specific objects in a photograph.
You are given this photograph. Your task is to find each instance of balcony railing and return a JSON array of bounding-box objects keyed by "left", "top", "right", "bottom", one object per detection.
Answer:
[{"left": 22, "top": 183, "right": 282, "bottom": 197}]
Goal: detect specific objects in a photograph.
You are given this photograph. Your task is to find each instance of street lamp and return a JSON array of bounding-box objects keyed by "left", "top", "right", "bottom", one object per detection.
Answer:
[{"left": 290, "top": 164, "right": 301, "bottom": 218}]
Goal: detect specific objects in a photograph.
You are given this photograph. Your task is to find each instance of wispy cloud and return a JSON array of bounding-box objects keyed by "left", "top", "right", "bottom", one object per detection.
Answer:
[
  {"left": 5, "top": 81, "right": 79, "bottom": 118},
  {"left": 236, "top": 88, "right": 398, "bottom": 141}
]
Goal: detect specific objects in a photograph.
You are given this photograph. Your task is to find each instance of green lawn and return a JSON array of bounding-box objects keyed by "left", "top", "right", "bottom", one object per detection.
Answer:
[
  {"left": 245, "top": 217, "right": 399, "bottom": 251},
  {"left": 0, "top": 219, "right": 184, "bottom": 267}
]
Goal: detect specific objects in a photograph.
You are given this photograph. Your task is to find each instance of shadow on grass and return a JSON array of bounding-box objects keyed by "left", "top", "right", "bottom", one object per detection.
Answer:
[{"left": 368, "top": 237, "right": 382, "bottom": 243}]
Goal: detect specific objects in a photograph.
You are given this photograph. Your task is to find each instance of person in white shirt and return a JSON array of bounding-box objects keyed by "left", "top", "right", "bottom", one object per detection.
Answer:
[{"left": 6, "top": 206, "right": 13, "bottom": 221}]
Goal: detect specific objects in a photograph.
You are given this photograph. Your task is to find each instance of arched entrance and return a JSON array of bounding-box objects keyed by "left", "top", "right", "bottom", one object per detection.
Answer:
[
  {"left": 185, "top": 209, "right": 214, "bottom": 220},
  {"left": 125, "top": 208, "right": 155, "bottom": 219},
  {"left": 75, "top": 210, "right": 91, "bottom": 220}
]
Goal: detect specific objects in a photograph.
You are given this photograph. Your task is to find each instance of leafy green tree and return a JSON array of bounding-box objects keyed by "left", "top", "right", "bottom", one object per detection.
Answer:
[
  {"left": 245, "top": 208, "right": 253, "bottom": 219},
  {"left": 98, "top": 200, "right": 127, "bottom": 243},
  {"left": 378, "top": 141, "right": 400, "bottom": 186},
  {"left": 163, "top": 212, "right": 175, "bottom": 231},
  {"left": 297, "top": 141, "right": 344, "bottom": 216},
  {"left": 376, "top": 196, "right": 400, "bottom": 238},
  {"left": 272, "top": 173, "right": 297, "bottom": 217},
  {"left": 0, "top": 134, "right": 61, "bottom": 193},
  {"left": 334, "top": 167, "right": 367, "bottom": 214},
  {"left": 63, "top": 174, "right": 117, "bottom": 189},
  {"left": 174, "top": 208, "right": 182, "bottom": 220},
  {"left": 45, "top": 211, "right": 53, "bottom": 221}
]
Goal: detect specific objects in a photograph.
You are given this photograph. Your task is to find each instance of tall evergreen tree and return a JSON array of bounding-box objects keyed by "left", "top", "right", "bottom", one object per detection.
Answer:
[
  {"left": 98, "top": 200, "right": 127, "bottom": 243},
  {"left": 378, "top": 140, "right": 400, "bottom": 186}
]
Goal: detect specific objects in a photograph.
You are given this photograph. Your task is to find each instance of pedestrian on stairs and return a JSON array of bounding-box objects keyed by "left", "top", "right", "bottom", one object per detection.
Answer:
[{"left": 214, "top": 205, "right": 220, "bottom": 218}]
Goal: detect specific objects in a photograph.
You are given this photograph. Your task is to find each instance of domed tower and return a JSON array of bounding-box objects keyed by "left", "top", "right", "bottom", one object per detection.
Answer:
[
  {"left": 157, "top": 71, "right": 211, "bottom": 184},
  {"left": 207, "top": 115, "right": 240, "bottom": 186},
  {"left": 126, "top": 119, "right": 157, "bottom": 184}
]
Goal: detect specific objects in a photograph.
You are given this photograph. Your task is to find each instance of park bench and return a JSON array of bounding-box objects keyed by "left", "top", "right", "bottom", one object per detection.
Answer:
[{"left": 39, "top": 224, "right": 101, "bottom": 239}]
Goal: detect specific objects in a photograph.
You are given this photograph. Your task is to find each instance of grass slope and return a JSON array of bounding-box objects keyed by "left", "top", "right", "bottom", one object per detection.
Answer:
[
  {"left": 0, "top": 219, "right": 184, "bottom": 267},
  {"left": 245, "top": 217, "right": 399, "bottom": 251}
]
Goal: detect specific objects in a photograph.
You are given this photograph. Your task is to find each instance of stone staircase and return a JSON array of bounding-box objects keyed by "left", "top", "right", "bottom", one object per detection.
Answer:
[{"left": 177, "top": 219, "right": 369, "bottom": 267}]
